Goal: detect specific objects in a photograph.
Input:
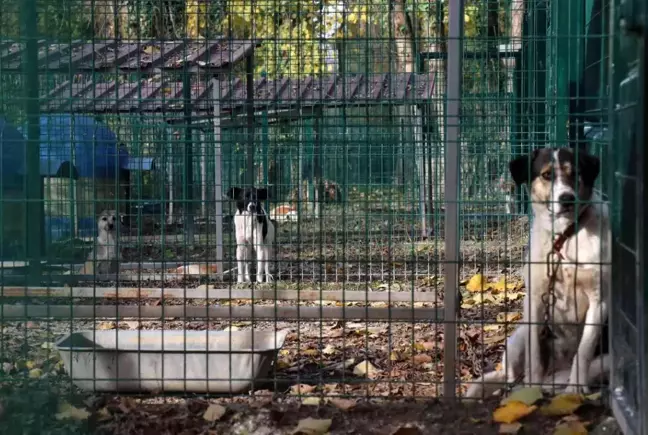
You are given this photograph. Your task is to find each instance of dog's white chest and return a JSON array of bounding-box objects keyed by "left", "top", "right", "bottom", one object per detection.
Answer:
[{"left": 234, "top": 211, "right": 254, "bottom": 244}]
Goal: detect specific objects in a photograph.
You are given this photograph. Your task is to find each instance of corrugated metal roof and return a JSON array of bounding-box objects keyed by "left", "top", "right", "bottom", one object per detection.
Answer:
[
  {"left": 0, "top": 39, "right": 255, "bottom": 73},
  {"left": 41, "top": 73, "right": 436, "bottom": 115}
]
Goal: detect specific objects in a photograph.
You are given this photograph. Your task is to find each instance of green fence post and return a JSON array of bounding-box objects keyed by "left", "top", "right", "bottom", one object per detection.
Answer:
[{"left": 21, "top": 0, "right": 42, "bottom": 283}]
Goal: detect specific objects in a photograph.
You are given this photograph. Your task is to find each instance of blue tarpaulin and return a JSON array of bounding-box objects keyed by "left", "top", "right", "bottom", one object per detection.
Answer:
[{"left": 35, "top": 114, "right": 128, "bottom": 178}]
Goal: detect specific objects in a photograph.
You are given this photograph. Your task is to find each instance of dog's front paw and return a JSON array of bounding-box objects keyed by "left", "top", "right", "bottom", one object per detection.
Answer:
[
  {"left": 256, "top": 276, "right": 264, "bottom": 283},
  {"left": 265, "top": 274, "right": 274, "bottom": 283}
]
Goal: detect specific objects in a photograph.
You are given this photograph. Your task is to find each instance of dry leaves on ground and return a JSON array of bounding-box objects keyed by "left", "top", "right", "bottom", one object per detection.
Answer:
[
  {"left": 461, "top": 273, "right": 526, "bottom": 309},
  {"left": 492, "top": 388, "right": 605, "bottom": 433}
]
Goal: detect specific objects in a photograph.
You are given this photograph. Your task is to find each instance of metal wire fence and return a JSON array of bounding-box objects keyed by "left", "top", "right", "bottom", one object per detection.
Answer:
[{"left": 0, "top": 0, "right": 634, "bottom": 433}]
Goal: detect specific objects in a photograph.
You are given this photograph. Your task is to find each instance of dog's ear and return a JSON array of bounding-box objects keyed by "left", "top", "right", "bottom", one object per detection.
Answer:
[
  {"left": 227, "top": 187, "right": 243, "bottom": 199},
  {"left": 579, "top": 152, "right": 601, "bottom": 187},
  {"left": 509, "top": 149, "right": 539, "bottom": 186},
  {"left": 256, "top": 188, "right": 269, "bottom": 201}
]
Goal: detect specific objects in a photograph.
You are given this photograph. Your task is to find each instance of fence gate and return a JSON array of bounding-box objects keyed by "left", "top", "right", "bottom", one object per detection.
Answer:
[{"left": 609, "top": 0, "right": 647, "bottom": 433}]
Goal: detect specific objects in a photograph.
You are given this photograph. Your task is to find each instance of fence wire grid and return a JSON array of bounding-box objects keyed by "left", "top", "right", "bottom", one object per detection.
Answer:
[{"left": 0, "top": 0, "right": 640, "bottom": 433}]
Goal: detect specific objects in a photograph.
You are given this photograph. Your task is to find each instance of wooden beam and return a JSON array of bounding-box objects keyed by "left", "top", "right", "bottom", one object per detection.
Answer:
[
  {"left": 0, "top": 286, "right": 440, "bottom": 302},
  {"left": 0, "top": 304, "right": 443, "bottom": 321}
]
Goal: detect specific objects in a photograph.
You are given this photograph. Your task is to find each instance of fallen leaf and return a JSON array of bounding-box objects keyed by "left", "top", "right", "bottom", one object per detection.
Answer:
[
  {"left": 470, "top": 292, "right": 497, "bottom": 305},
  {"left": 55, "top": 403, "right": 91, "bottom": 421},
  {"left": 2, "top": 362, "right": 12, "bottom": 373},
  {"left": 292, "top": 417, "right": 332, "bottom": 435},
  {"left": 413, "top": 354, "right": 432, "bottom": 365},
  {"left": 496, "top": 312, "right": 523, "bottom": 323},
  {"left": 96, "top": 321, "right": 116, "bottom": 330},
  {"left": 96, "top": 407, "right": 111, "bottom": 421},
  {"left": 553, "top": 420, "right": 588, "bottom": 435},
  {"left": 41, "top": 342, "right": 56, "bottom": 350},
  {"left": 501, "top": 387, "right": 544, "bottom": 406},
  {"left": 499, "top": 422, "right": 523, "bottom": 434},
  {"left": 301, "top": 397, "right": 322, "bottom": 406},
  {"left": 329, "top": 398, "right": 357, "bottom": 411},
  {"left": 25, "top": 361, "right": 35, "bottom": 370},
  {"left": 322, "top": 344, "right": 337, "bottom": 355},
  {"left": 541, "top": 393, "right": 584, "bottom": 416},
  {"left": 502, "top": 292, "right": 526, "bottom": 301},
  {"left": 421, "top": 341, "right": 438, "bottom": 350},
  {"left": 28, "top": 368, "right": 42, "bottom": 378},
  {"left": 466, "top": 273, "right": 489, "bottom": 292},
  {"left": 492, "top": 401, "right": 537, "bottom": 424},
  {"left": 492, "top": 277, "right": 520, "bottom": 293},
  {"left": 203, "top": 404, "right": 227, "bottom": 422},
  {"left": 353, "top": 360, "right": 380, "bottom": 379},
  {"left": 290, "top": 384, "right": 317, "bottom": 395},
  {"left": 484, "top": 324, "right": 501, "bottom": 332},
  {"left": 585, "top": 391, "right": 602, "bottom": 401},
  {"left": 302, "top": 349, "right": 319, "bottom": 357}
]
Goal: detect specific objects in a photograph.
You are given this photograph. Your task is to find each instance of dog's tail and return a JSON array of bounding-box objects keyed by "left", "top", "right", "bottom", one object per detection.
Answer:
[{"left": 464, "top": 370, "right": 508, "bottom": 399}]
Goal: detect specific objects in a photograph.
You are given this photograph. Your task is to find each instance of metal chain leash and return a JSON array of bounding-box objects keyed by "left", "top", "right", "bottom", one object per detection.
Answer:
[{"left": 541, "top": 250, "right": 562, "bottom": 340}]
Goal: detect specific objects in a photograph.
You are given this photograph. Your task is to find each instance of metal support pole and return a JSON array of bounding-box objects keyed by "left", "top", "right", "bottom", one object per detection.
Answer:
[
  {"left": 212, "top": 79, "right": 224, "bottom": 278},
  {"left": 21, "top": 0, "right": 43, "bottom": 283},
  {"left": 245, "top": 54, "right": 255, "bottom": 187},
  {"left": 182, "top": 72, "right": 195, "bottom": 243},
  {"left": 443, "top": 0, "right": 463, "bottom": 399}
]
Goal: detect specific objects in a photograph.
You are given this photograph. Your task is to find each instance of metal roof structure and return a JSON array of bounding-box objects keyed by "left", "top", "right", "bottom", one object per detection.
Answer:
[
  {"left": 40, "top": 73, "right": 436, "bottom": 123},
  {"left": 0, "top": 39, "right": 256, "bottom": 74}
]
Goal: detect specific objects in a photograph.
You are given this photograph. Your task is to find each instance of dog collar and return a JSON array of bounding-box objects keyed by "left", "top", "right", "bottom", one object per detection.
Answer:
[{"left": 551, "top": 204, "right": 591, "bottom": 258}]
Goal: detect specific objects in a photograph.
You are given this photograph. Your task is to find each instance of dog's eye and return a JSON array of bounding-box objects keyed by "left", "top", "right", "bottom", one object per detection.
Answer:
[
  {"left": 102, "top": 217, "right": 107, "bottom": 221},
  {"left": 541, "top": 171, "right": 552, "bottom": 181}
]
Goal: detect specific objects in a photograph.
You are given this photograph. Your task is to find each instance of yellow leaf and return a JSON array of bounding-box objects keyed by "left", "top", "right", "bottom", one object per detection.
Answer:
[
  {"left": 28, "top": 368, "right": 42, "bottom": 378},
  {"left": 347, "top": 13, "right": 358, "bottom": 24},
  {"left": 203, "top": 404, "right": 227, "bottom": 422},
  {"left": 585, "top": 392, "right": 602, "bottom": 401},
  {"left": 541, "top": 393, "right": 584, "bottom": 416},
  {"left": 499, "top": 422, "right": 523, "bottom": 434},
  {"left": 470, "top": 292, "right": 497, "bottom": 305},
  {"left": 322, "top": 344, "right": 337, "bottom": 355},
  {"left": 484, "top": 324, "right": 501, "bottom": 332},
  {"left": 501, "top": 387, "right": 544, "bottom": 406},
  {"left": 301, "top": 397, "right": 322, "bottom": 406},
  {"left": 353, "top": 360, "right": 380, "bottom": 379},
  {"left": 414, "top": 343, "right": 426, "bottom": 352},
  {"left": 25, "top": 361, "right": 35, "bottom": 370},
  {"left": 55, "top": 403, "right": 91, "bottom": 421},
  {"left": 492, "top": 277, "right": 520, "bottom": 293},
  {"left": 465, "top": 273, "right": 489, "bottom": 292},
  {"left": 492, "top": 401, "right": 537, "bottom": 424},
  {"left": 302, "top": 349, "right": 319, "bottom": 357},
  {"left": 292, "top": 417, "right": 332, "bottom": 435},
  {"left": 553, "top": 420, "right": 588, "bottom": 435}
]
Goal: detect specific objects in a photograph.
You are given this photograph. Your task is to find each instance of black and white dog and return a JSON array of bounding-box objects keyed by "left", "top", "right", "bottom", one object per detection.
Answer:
[
  {"left": 227, "top": 187, "right": 275, "bottom": 283},
  {"left": 466, "top": 147, "right": 611, "bottom": 397}
]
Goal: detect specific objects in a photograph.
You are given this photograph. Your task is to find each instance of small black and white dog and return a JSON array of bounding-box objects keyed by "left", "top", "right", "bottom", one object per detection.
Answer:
[{"left": 227, "top": 187, "right": 275, "bottom": 283}]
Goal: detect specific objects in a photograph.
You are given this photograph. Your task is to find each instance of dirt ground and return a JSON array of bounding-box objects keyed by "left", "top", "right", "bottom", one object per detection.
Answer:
[{"left": 0, "top": 212, "right": 619, "bottom": 433}]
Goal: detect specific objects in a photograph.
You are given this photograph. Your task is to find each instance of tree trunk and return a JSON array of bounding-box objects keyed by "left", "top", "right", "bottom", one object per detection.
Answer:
[
  {"left": 89, "top": 0, "right": 116, "bottom": 38},
  {"left": 420, "top": 5, "right": 447, "bottom": 237}
]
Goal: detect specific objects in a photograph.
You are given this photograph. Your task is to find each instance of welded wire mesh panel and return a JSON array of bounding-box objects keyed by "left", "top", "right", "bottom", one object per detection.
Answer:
[
  {"left": 0, "top": 0, "right": 621, "bottom": 432},
  {"left": 608, "top": 0, "right": 646, "bottom": 433}
]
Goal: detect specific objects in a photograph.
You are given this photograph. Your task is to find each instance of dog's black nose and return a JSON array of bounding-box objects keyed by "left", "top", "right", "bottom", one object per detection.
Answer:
[
  {"left": 107, "top": 223, "right": 114, "bottom": 230},
  {"left": 558, "top": 193, "right": 576, "bottom": 206}
]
